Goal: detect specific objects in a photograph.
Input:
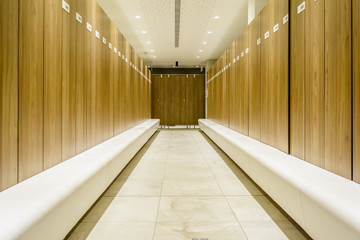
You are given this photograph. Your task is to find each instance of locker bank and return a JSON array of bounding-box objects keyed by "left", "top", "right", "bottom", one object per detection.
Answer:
[{"left": 0, "top": 0, "right": 359, "bottom": 239}]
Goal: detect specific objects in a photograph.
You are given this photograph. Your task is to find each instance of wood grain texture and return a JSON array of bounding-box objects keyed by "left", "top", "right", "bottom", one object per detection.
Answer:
[
  {"left": 278, "top": 0, "right": 289, "bottom": 153},
  {"left": 354, "top": 0, "right": 360, "bottom": 183},
  {"left": 19, "top": 0, "right": 44, "bottom": 181},
  {"left": 290, "top": 0, "right": 305, "bottom": 158},
  {"left": 0, "top": 0, "right": 18, "bottom": 190},
  {"left": 114, "top": 31, "right": 123, "bottom": 135},
  {"left": 305, "top": 0, "right": 325, "bottom": 168},
  {"left": 75, "top": 0, "right": 87, "bottom": 154},
  {"left": 248, "top": 15, "right": 261, "bottom": 141},
  {"left": 260, "top": 3, "right": 270, "bottom": 145},
  {"left": 228, "top": 42, "right": 237, "bottom": 130},
  {"left": 324, "top": 0, "right": 352, "bottom": 179},
  {"left": 62, "top": 0, "right": 76, "bottom": 161},
  {"left": 239, "top": 29, "right": 249, "bottom": 135},
  {"left": 235, "top": 36, "right": 242, "bottom": 132},
  {"left": 44, "top": 0, "right": 62, "bottom": 169}
]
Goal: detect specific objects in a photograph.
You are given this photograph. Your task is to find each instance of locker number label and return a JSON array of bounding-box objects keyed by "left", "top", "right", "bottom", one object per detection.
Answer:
[
  {"left": 103, "top": 37, "right": 107, "bottom": 45},
  {"left": 118, "top": 51, "right": 121, "bottom": 57},
  {"left": 245, "top": 48, "right": 249, "bottom": 54},
  {"left": 283, "top": 14, "right": 289, "bottom": 24},
  {"left": 114, "top": 47, "right": 117, "bottom": 54},
  {"left": 233, "top": 58, "right": 236, "bottom": 63},
  {"left": 273, "top": 23, "right": 279, "bottom": 33},
  {"left": 122, "top": 55, "right": 125, "bottom": 60},
  {"left": 95, "top": 31, "right": 100, "bottom": 39},
  {"left": 241, "top": 52, "right": 244, "bottom": 57},
  {"left": 264, "top": 31, "right": 270, "bottom": 39},
  {"left": 257, "top": 38, "right": 261, "bottom": 45},
  {"left": 62, "top": 0, "right": 70, "bottom": 13},
  {"left": 109, "top": 43, "right": 112, "bottom": 49},
  {"left": 125, "top": 58, "right": 128, "bottom": 63},
  {"left": 297, "top": 2, "right": 305, "bottom": 14},
  {"left": 237, "top": 56, "right": 240, "bottom": 61},
  {"left": 76, "top": 13, "right": 82, "bottom": 23},
  {"left": 86, "top": 22, "right": 92, "bottom": 32}
]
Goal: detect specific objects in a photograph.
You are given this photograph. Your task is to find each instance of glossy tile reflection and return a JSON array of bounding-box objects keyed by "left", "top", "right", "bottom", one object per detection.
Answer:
[{"left": 66, "top": 130, "right": 310, "bottom": 240}]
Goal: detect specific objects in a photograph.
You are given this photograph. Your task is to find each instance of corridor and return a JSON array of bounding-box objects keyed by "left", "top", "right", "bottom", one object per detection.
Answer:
[{"left": 66, "top": 130, "right": 310, "bottom": 240}]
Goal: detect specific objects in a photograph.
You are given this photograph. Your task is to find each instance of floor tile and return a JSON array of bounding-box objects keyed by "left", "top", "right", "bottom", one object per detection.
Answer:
[
  {"left": 162, "top": 178, "right": 223, "bottom": 196},
  {"left": 83, "top": 197, "right": 159, "bottom": 223},
  {"left": 153, "top": 222, "right": 247, "bottom": 240},
  {"left": 67, "top": 222, "right": 155, "bottom": 240},
  {"left": 157, "top": 197, "right": 237, "bottom": 222}
]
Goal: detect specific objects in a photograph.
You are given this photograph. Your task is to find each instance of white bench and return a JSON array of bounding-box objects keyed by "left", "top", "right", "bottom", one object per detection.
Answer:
[
  {"left": 199, "top": 119, "right": 360, "bottom": 240},
  {"left": 0, "top": 119, "right": 159, "bottom": 240}
]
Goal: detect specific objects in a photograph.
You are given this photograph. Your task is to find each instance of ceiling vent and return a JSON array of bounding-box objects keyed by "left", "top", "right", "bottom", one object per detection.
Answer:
[{"left": 175, "top": 0, "right": 181, "bottom": 48}]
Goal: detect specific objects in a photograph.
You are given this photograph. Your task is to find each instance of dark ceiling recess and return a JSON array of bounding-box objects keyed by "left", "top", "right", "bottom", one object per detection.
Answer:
[
  {"left": 151, "top": 68, "right": 205, "bottom": 75},
  {"left": 176, "top": 61, "right": 179, "bottom": 67},
  {"left": 175, "top": 0, "right": 181, "bottom": 48}
]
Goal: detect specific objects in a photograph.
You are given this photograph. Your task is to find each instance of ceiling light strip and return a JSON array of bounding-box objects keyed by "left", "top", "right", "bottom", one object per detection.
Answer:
[{"left": 175, "top": 0, "right": 181, "bottom": 48}]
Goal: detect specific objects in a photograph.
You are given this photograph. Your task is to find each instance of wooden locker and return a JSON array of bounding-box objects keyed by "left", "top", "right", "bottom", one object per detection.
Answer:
[
  {"left": 151, "top": 76, "right": 160, "bottom": 120},
  {"left": 229, "top": 42, "right": 237, "bottom": 130},
  {"left": 289, "top": 0, "right": 307, "bottom": 159},
  {"left": 248, "top": 15, "right": 261, "bottom": 141},
  {"left": 260, "top": 3, "right": 270, "bottom": 145},
  {"left": 239, "top": 28, "right": 249, "bottom": 136},
  {"left": 109, "top": 22, "right": 117, "bottom": 138},
  {"left": 194, "top": 75, "right": 205, "bottom": 124},
  {"left": 0, "top": 0, "right": 18, "bottom": 190},
  {"left": 114, "top": 32, "right": 123, "bottom": 134},
  {"left": 277, "top": 0, "right": 289, "bottom": 153},
  {"left": 85, "top": 0, "right": 96, "bottom": 148},
  {"left": 354, "top": 0, "right": 360, "bottom": 183},
  {"left": 19, "top": 0, "right": 44, "bottom": 181},
  {"left": 305, "top": 0, "right": 325, "bottom": 168},
  {"left": 324, "top": 0, "right": 352, "bottom": 179},
  {"left": 44, "top": 0, "right": 62, "bottom": 169},
  {"left": 75, "top": 0, "right": 87, "bottom": 154},
  {"left": 235, "top": 36, "right": 242, "bottom": 132},
  {"left": 123, "top": 40, "right": 131, "bottom": 129}
]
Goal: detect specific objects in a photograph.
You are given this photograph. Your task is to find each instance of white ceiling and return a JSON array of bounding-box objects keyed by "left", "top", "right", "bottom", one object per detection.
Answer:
[{"left": 96, "top": 0, "right": 249, "bottom": 68}]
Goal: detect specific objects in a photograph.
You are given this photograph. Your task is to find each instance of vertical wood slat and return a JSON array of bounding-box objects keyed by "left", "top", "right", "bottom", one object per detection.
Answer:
[
  {"left": 75, "top": 0, "right": 86, "bottom": 154},
  {"left": 44, "top": 0, "right": 62, "bottom": 169},
  {"left": 248, "top": 15, "right": 261, "bottom": 141},
  {"left": 305, "top": 0, "right": 325, "bottom": 168},
  {"left": 354, "top": 0, "right": 360, "bottom": 183},
  {"left": 324, "top": 0, "right": 352, "bottom": 179},
  {"left": 239, "top": 28, "right": 249, "bottom": 135},
  {"left": 19, "top": 0, "right": 44, "bottom": 181},
  {"left": 0, "top": 0, "right": 18, "bottom": 190},
  {"left": 62, "top": 0, "right": 76, "bottom": 161},
  {"left": 290, "top": 0, "right": 305, "bottom": 158},
  {"left": 229, "top": 42, "right": 237, "bottom": 130},
  {"left": 235, "top": 36, "right": 242, "bottom": 132}
]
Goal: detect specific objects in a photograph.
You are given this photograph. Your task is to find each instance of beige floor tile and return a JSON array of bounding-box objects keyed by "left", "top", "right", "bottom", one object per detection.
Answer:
[
  {"left": 164, "top": 167, "right": 214, "bottom": 181},
  {"left": 83, "top": 197, "right": 159, "bottom": 223},
  {"left": 162, "top": 178, "right": 223, "bottom": 196},
  {"left": 115, "top": 179, "right": 163, "bottom": 197},
  {"left": 67, "top": 222, "right": 155, "bottom": 240},
  {"left": 128, "top": 165, "right": 166, "bottom": 180},
  {"left": 157, "top": 197, "right": 237, "bottom": 222},
  {"left": 226, "top": 196, "right": 287, "bottom": 222},
  {"left": 153, "top": 222, "right": 247, "bottom": 240},
  {"left": 240, "top": 220, "right": 307, "bottom": 240}
]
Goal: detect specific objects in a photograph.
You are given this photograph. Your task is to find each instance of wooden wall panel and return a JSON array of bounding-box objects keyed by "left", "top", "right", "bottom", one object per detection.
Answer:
[
  {"left": 0, "top": 0, "right": 18, "bottom": 190},
  {"left": 194, "top": 75, "right": 206, "bottom": 124},
  {"left": 260, "top": 3, "right": 270, "bottom": 144},
  {"left": 123, "top": 40, "right": 132, "bottom": 129},
  {"left": 290, "top": 0, "right": 309, "bottom": 159},
  {"left": 19, "top": 0, "right": 44, "bottom": 181},
  {"left": 62, "top": 0, "right": 76, "bottom": 161},
  {"left": 239, "top": 29, "right": 249, "bottom": 135},
  {"left": 305, "top": 0, "right": 325, "bottom": 167},
  {"left": 278, "top": 0, "right": 289, "bottom": 153},
  {"left": 229, "top": 42, "right": 237, "bottom": 130},
  {"left": 114, "top": 31, "right": 123, "bottom": 135},
  {"left": 85, "top": 0, "right": 96, "bottom": 149},
  {"left": 44, "top": 0, "right": 62, "bottom": 169},
  {"left": 109, "top": 23, "right": 116, "bottom": 138},
  {"left": 235, "top": 36, "right": 241, "bottom": 132},
  {"left": 248, "top": 15, "right": 261, "bottom": 141},
  {"left": 75, "top": 0, "right": 87, "bottom": 154},
  {"left": 324, "top": 0, "right": 352, "bottom": 179},
  {"left": 354, "top": 0, "right": 360, "bottom": 183}
]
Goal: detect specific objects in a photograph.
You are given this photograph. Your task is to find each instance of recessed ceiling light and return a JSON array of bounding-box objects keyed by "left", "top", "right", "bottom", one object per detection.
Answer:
[
  {"left": 214, "top": 16, "right": 220, "bottom": 19},
  {"left": 196, "top": 66, "right": 199, "bottom": 68},
  {"left": 135, "top": 16, "right": 141, "bottom": 19},
  {"left": 199, "top": 50, "right": 203, "bottom": 52},
  {"left": 150, "top": 49, "right": 154, "bottom": 52},
  {"left": 196, "top": 56, "right": 200, "bottom": 58},
  {"left": 146, "top": 41, "right": 151, "bottom": 44},
  {"left": 172, "top": 66, "right": 176, "bottom": 68},
  {"left": 202, "top": 42, "right": 207, "bottom": 45},
  {"left": 141, "top": 30, "right": 147, "bottom": 34},
  {"left": 207, "top": 31, "right": 212, "bottom": 34},
  {"left": 153, "top": 56, "right": 156, "bottom": 58}
]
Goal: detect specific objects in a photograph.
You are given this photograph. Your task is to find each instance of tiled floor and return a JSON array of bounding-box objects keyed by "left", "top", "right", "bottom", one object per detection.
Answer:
[{"left": 66, "top": 130, "right": 311, "bottom": 240}]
